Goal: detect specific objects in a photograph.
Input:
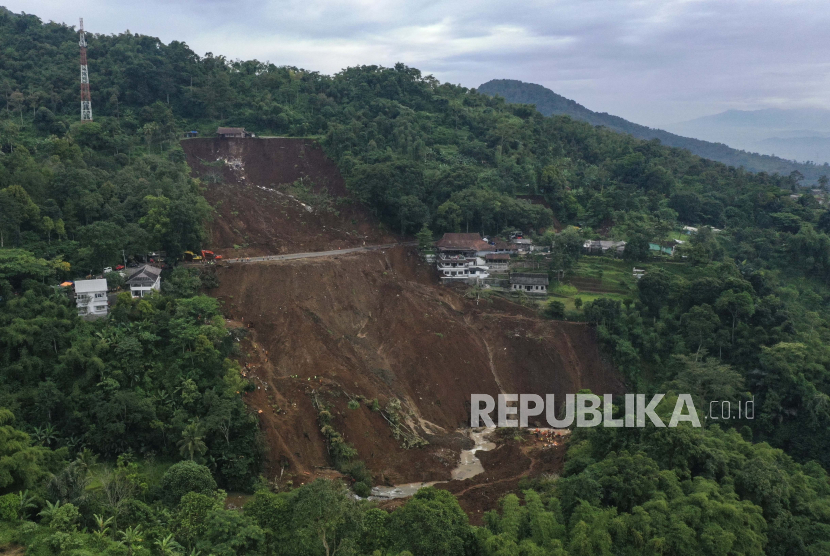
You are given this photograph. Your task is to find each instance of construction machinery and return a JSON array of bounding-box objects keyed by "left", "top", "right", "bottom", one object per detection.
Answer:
[{"left": 201, "top": 250, "right": 223, "bottom": 261}]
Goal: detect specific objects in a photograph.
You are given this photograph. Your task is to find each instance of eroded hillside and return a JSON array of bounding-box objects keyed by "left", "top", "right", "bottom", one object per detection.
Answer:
[
  {"left": 212, "top": 247, "right": 623, "bottom": 487},
  {"left": 181, "top": 137, "right": 396, "bottom": 257}
]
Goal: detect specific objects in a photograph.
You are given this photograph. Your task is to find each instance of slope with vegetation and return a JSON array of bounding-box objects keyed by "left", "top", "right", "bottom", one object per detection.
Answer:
[
  {"left": 2, "top": 6, "right": 830, "bottom": 556},
  {"left": 478, "top": 78, "right": 830, "bottom": 182}
]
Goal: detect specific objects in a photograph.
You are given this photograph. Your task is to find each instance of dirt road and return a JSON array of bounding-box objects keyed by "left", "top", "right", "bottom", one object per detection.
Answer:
[{"left": 188, "top": 242, "right": 417, "bottom": 266}]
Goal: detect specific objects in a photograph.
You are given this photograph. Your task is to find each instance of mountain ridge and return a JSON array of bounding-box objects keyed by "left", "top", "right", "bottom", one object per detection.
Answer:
[{"left": 478, "top": 78, "right": 828, "bottom": 181}]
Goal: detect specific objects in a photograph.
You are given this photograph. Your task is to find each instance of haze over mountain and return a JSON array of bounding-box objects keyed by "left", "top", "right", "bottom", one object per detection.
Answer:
[
  {"left": 666, "top": 108, "right": 830, "bottom": 164},
  {"left": 478, "top": 79, "right": 829, "bottom": 182}
]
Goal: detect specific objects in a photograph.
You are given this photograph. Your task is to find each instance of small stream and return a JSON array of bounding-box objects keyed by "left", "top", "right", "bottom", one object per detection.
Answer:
[{"left": 369, "top": 428, "right": 496, "bottom": 500}]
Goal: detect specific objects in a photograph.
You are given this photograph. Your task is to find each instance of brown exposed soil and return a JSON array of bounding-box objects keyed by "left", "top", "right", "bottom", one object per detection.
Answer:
[
  {"left": 191, "top": 137, "right": 625, "bottom": 518},
  {"left": 181, "top": 138, "right": 396, "bottom": 257},
  {"left": 212, "top": 246, "right": 623, "bottom": 491},
  {"left": 435, "top": 433, "right": 567, "bottom": 524},
  {"left": 0, "top": 544, "right": 25, "bottom": 556}
]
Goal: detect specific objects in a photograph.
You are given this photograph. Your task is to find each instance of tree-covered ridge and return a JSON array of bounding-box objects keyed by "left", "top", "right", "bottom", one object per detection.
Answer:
[
  {"left": 478, "top": 78, "right": 830, "bottom": 182},
  {"left": 0, "top": 6, "right": 816, "bottom": 244}
]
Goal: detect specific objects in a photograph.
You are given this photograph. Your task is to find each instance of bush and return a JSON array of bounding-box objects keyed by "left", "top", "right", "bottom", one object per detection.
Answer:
[
  {"left": 347, "top": 399, "right": 360, "bottom": 410},
  {"left": 161, "top": 461, "right": 217, "bottom": 505},
  {"left": 49, "top": 503, "right": 80, "bottom": 532},
  {"left": 104, "top": 271, "right": 124, "bottom": 291},
  {"left": 340, "top": 460, "right": 372, "bottom": 485},
  {"left": 353, "top": 481, "right": 371, "bottom": 497},
  {"left": 0, "top": 493, "right": 17, "bottom": 521},
  {"left": 543, "top": 300, "right": 566, "bottom": 319}
]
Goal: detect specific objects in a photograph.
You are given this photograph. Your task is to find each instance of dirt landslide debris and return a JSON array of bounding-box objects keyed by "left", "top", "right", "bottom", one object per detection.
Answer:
[
  {"left": 182, "top": 137, "right": 396, "bottom": 258},
  {"left": 190, "top": 136, "right": 624, "bottom": 519},
  {"left": 212, "top": 246, "right": 623, "bottom": 498}
]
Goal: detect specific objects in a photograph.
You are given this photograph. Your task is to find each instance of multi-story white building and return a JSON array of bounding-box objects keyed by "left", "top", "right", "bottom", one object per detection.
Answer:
[
  {"left": 74, "top": 279, "right": 109, "bottom": 317},
  {"left": 435, "top": 233, "right": 491, "bottom": 284}
]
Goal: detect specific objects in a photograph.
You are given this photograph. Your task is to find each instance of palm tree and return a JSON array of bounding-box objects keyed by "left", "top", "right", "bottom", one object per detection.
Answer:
[
  {"left": 176, "top": 420, "right": 207, "bottom": 461},
  {"left": 32, "top": 424, "right": 58, "bottom": 447},
  {"left": 93, "top": 514, "right": 113, "bottom": 544},
  {"left": 155, "top": 533, "right": 184, "bottom": 555},
  {"left": 37, "top": 500, "right": 62, "bottom": 525},
  {"left": 119, "top": 525, "right": 143, "bottom": 556},
  {"left": 17, "top": 490, "right": 36, "bottom": 520}
]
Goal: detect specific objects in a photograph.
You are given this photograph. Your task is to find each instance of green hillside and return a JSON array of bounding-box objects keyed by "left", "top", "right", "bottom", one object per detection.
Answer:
[
  {"left": 479, "top": 78, "right": 830, "bottom": 182},
  {"left": 3, "top": 7, "right": 830, "bottom": 556}
]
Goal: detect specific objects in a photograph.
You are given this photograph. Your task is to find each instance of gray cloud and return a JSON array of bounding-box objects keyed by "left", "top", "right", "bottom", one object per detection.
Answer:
[{"left": 6, "top": 0, "right": 830, "bottom": 126}]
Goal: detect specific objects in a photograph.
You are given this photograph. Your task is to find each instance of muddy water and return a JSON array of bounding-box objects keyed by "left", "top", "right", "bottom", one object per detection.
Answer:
[
  {"left": 369, "top": 428, "right": 496, "bottom": 500},
  {"left": 450, "top": 428, "right": 497, "bottom": 480}
]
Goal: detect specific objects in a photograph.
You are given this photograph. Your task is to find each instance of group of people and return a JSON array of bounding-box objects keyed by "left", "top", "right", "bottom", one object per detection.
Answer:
[{"left": 532, "top": 428, "right": 565, "bottom": 446}]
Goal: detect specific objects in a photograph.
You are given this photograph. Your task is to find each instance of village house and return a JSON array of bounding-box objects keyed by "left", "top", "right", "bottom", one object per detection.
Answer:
[
  {"left": 583, "top": 240, "right": 626, "bottom": 256},
  {"left": 511, "top": 238, "right": 533, "bottom": 253},
  {"left": 649, "top": 239, "right": 686, "bottom": 256},
  {"left": 483, "top": 239, "right": 519, "bottom": 255},
  {"left": 74, "top": 279, "right": 109, "bottom": 318},
  {"left": 510, "top": 273, "right": 550, "bottom": 294},
  {"left": 126, "top": 265, "right": 162, "bottom": 298},
  {"left": 485, "top": 253, "right": 510, "bottom": 273},
  {"left": 216, "top": 127, "right": 255, "bottom": 139},
  {"left": 434, "top": 233, "right": 491, "bottom": 284}
]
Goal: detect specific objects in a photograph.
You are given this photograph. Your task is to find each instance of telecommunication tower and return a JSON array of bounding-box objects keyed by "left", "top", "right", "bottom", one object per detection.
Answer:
[{"left": 79, "top": 18, "right": 92, "bottom": 121}]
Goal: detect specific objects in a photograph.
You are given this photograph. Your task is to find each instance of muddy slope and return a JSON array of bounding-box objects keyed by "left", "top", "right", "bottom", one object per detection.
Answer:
[
  {"left": 181, "top": 138, "right": 396, "bottom": 257},
  {"left": 213, "top": 247, "right": 623, "bottom": 486}
]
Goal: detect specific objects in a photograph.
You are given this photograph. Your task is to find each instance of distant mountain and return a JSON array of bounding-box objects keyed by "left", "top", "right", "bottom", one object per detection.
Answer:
[
  {"left": 477, "top": 79, "right": 829, "bottom": 181},
  {"left": 666, "top": 108, "right": 830, "bottom": 164},
  {"left": 673, "top": 108, "right": 830, "bottom": 131}
]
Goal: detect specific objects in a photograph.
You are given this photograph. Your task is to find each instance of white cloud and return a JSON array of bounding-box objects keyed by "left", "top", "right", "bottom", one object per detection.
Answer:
[{"left": 5, "top": 0, "right": 830, "bottom": 125}]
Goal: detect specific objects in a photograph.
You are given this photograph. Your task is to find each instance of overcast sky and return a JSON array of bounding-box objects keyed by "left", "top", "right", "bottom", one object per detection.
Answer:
[{"left": 6, "top": 0, "right": 830, "bottom": 127}]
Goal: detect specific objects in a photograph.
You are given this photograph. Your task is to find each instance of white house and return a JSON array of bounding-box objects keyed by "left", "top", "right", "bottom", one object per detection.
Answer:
[
  {"left": 510, "top": 273, "right": 549, "bottom": 295},
  {"left": 74, "top": 279, "right": 109, "bottom": 317},
  {"left": 126, "top": 265, "right": 162, "bottom": 298}
]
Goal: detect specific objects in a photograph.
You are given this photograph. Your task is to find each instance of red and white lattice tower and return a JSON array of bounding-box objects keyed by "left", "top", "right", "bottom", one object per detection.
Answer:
[{"left": 79, "top": 18, "right": 92, "bottom": 122}]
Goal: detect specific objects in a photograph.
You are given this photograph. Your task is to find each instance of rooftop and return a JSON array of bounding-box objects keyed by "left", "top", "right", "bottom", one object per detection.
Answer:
[
  {"left": 126, "top": 265, "right": 162, "bottom": 285},
  {"left": 74, "top": 279, "right": 107, "bottom": 293},
  {"left": 510, "top": 273, "right": 550, "bottom": 286},
  {"left": 435, "top": 233, "right": 490, "bottom": 251},
  {"left": 217, "top": 127, "right": 246, "bottom": 135}
]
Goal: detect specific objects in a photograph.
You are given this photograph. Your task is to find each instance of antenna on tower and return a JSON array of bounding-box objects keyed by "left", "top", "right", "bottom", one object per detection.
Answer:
[{"left": 79, "top": 18, "right": 92, "bottom": 122}]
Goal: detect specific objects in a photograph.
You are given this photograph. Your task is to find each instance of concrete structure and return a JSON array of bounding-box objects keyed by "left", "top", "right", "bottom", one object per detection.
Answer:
[
  {"left": 511, "top": 238, "right": 533, "bottom": 253},
  {"left": 74, "top": 279, "right": 108, "bottom": 317},
  {"left": 434, "top": 233, "right": 490, "bottom": 284},
  {"left": 583, "top": 240, "right": 626, "bottom": 256},
  {"left": 485, "top": 253, "right": 510, "bottom": 272},
  {"left": 216, "top": 127, "right": 254, "bottom": 139},
  {"left": 482, "top": 239, "right": 518, "bottom": 255},
  {"left": 126, "top": 265, "right": 162, "bottom": 298},
  {"left": 510, "top": 273, "right": 549, "bottom": 294}
]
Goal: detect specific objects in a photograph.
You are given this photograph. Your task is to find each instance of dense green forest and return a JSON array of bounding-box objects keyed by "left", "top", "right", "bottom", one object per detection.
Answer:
[
  {"left": 478, "top": 78, "right": 830, "bottom": 182},
  {"left": 4, "top": 6, "right": 830, "bottom": 555}
]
